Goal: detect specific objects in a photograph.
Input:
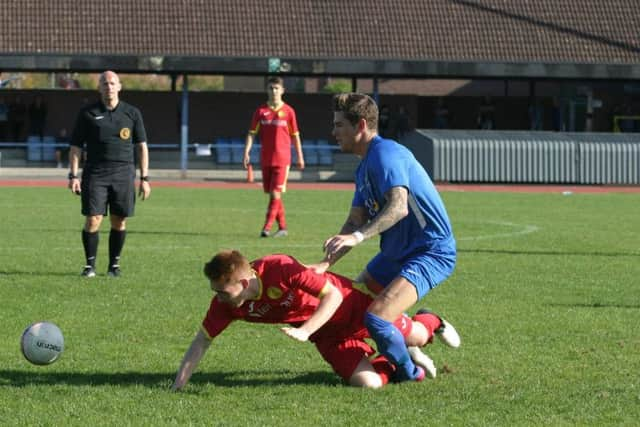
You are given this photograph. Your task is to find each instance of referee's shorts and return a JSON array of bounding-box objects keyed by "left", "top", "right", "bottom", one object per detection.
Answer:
[{"left": 81, "top": 163, "right": 136, "bottom": 217}]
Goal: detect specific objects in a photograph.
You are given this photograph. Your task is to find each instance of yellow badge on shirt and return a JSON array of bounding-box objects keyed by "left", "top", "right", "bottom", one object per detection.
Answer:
[
  {"left": 266, "top": 287, "right": 283, "bottom": 299},
  {"left": 119, "top": 127, "right": 131, "bottom": 140},
  {"left": 277, "top": 110, "right": 285, "bottom": 118}
]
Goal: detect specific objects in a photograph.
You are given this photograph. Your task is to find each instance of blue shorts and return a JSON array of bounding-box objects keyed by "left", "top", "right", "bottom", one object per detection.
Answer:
[{"left": 366, "top": 248, "right": 456, "bottom": 300}]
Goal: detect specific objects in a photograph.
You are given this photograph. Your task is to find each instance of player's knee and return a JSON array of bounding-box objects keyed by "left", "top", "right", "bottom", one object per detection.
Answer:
[
  {"left": 348, "top": 371, "right": 384, "bottom": 389},
  {"left": 110, "top": 215, "right": 126, "bottom": 230},
  {"left": 85, "top": 215, "right": 102, "bottom": 232}
]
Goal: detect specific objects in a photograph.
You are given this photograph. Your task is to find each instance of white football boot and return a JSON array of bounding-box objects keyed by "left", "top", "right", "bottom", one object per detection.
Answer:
[{"left": 407, "top": 346, "right": 437, "bottom": 379}]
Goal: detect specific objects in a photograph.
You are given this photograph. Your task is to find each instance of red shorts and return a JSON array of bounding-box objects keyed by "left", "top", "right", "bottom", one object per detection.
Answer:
[
  {"left": 313, "top": 314, "right": 413, "bottom": 381},
  {"left": 261, "top": 165, "right": 289, "bottom": 193}
]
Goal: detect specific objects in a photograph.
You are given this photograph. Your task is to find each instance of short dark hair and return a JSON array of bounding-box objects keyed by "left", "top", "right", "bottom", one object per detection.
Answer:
[
  {"left": 203, "top": 250, "right": 248, "bottom": 283},
  {"left": 267, "top": 76, "right": 284, "bottom": 87},
  {"left": 332, "top": 93, "right": 378, "bottom": 131}
]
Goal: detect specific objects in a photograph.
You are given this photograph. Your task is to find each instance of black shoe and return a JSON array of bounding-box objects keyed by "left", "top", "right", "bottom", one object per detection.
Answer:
[
  {"left": 260, "top": 230, "right": 271, "bottom": 238},
  {"left": 107, "top": 265, "right": 121, "bottom": 277},
  {"left": 81, "top": 265, "right": 96, "bottom": 278}
]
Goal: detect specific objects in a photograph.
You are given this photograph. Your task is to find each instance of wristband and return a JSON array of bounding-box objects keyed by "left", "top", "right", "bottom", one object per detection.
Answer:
[
  {"left": 68, "top": 172, "right": 78, "bottom": 180},
  {"left": 352, "top": 231, "right": 364, "bottom": 243},
  {"left": 140, "top": 176, "right": 149, "bottom": 182}
]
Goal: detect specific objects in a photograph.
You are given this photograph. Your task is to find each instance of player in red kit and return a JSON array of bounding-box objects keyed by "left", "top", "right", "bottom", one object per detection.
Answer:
[
  {"left": 243, "top": 76, "right": 304, "bottom": 238},
  {"left": 171, "top": 250, "right": 460, "bottom": 390}
]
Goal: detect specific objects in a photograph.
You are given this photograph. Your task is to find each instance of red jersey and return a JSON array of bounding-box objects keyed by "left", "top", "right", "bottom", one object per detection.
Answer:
[
  {"left": 248, "top": 103, "right": 299, "bottom": 166},
  {"left": 201, "top": 254, "right": 374, "bottom": 342}
]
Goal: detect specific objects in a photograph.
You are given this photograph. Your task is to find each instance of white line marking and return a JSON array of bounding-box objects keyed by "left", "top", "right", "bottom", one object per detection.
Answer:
[{"left": 457, "top": 221, "right": 540, "bottom": 241}]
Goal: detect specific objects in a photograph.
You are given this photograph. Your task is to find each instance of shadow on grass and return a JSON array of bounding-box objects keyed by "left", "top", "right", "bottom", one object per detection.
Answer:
[
  {"left": 0, "top": 270, "right": 85, "bottom": 277},
  {"left": 459, "top": 248, "right": 640, "bottom": 257},
  {"left": 17, "top": 228, "right": 214, "bottom": 237},
  {"left": 0, "top": 369, "right": 339, "bottom": 389},
  {"left": 548, "top": 302, "right": 640, "bottom": 309}
]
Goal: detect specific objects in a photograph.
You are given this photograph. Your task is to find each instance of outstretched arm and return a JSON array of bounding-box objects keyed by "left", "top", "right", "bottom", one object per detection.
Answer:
[
  {"left": 171, "top": 330, "right": 212, "bottom": 391},
  {"left": 322, "top": 187, "right": 408, "bottom": 264},
  {"left": 309, "top": 206, "right": 368, "bottom": 274}
]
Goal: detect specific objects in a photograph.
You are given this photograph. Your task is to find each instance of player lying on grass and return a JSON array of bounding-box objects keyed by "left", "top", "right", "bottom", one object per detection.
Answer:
[{"left": 172, "top": 250, "right": 460, "bottom": 390}]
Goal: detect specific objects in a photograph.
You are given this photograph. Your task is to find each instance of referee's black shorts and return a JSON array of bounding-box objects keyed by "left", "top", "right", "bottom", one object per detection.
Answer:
[{"left": 81, "top": 163, "right": 136, "bottom": 217}]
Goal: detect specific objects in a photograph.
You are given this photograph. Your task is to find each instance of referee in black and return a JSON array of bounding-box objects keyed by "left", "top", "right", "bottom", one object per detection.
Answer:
[{"left": 68, "top": 70, "right": 151, "bottom": 278}]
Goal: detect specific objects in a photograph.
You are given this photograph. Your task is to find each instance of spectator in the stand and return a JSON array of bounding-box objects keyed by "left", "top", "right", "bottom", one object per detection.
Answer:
[
  {"left": 8, "top": 95, "right": 27, "bottom": 141},
  {"left": 28, "top": 95, "right": 48, "bottom": 139},
  {"left": 55, "top": 127, "right": 70, "bottom": 169},
  {"left": 477, "top": 96, "right": 495, "bottom": 130},
  {"left": 433, "top": 98, "right": 450, "bottom": 129},
  {"left": 0, "top": 97, "right": 8, "bottom": 141}
]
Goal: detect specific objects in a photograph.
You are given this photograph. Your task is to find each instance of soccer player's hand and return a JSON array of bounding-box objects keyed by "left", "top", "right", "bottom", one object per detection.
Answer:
[
  {"left": 139, "top": 181, "right": 151, "bottom": 200},
  {"left": 323, "top": 234, "right": 360, "bottom": 259},
  {"left": 281, "top": 327, "right": 310, "bottom": 342},
  {"left": 297, "top": 158, "right": 305, "bottom": 170}
]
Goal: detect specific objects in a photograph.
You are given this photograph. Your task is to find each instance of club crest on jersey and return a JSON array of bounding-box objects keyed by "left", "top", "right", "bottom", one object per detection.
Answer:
[
  {"left": 266, "top": 287, "right": 283, "bottom": 299},
  {"left": 119, "top": 127, "right": 131, "bottom": 140},
  {"left": 277, "top": 110, "right": 285, "bottom": 118}
]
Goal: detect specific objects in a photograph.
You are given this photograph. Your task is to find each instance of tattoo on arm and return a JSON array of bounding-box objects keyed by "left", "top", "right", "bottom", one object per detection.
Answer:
[
  {"left": 360, "top": 187, "right": 408, "bottom": 239},
  {"left": 339, "top": 207, "right": 368, "bottom": 235}
]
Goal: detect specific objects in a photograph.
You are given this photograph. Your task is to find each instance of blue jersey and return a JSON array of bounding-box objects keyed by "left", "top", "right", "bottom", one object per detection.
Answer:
[{"left": 352, "top": 136, "right": 455, "bottom": 260}]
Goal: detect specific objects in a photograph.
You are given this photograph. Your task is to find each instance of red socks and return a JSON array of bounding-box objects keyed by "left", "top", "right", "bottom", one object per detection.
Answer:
[
  {"left": 276, "top": 199, "right": 286, "bottom": 230},
  {"left": 371, "top": 356, "right": 395, "bottom": 386},
  {"left": 264, "top": 198, "right": 286, "bottom": 231},
  {"left": 412, "top": 312, "right": 442, "bottom": 343}
]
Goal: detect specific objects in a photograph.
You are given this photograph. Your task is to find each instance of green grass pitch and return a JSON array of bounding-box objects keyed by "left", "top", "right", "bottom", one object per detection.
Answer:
[{"left": 0, "top": 185, "right": 638, "bottom": 426}]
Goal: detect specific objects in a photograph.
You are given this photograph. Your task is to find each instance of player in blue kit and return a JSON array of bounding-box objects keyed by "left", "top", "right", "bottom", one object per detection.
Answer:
[{"left": 315, "top": 93, "right": 459, "bottom": 382}]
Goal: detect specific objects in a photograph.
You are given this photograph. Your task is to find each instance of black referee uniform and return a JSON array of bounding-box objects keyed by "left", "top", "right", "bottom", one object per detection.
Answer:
[
  {"left": 70, "top": 100, "right": 148, "bottom": 277},
  {"left": 71, "top": 100, "right": 147, "bottom": 216}
]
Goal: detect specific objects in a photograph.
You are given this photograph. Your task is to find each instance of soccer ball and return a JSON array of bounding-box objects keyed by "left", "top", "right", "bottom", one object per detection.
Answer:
[{"left": 20, "top": 321, "right": 64, "bottom": 365}]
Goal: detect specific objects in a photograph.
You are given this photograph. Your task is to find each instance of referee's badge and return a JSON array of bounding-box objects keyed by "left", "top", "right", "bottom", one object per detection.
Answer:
[{"left": 119, "top": 127, "right": 131, "bottom": 140}]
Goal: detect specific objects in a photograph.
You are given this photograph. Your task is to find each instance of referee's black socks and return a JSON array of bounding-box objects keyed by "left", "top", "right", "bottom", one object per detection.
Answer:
[
  {"left": 82, "top": 229, "right": 99, "bottom": 268},
  {"left": 109, "top": 229, "right": 126, "bottom": 268}
]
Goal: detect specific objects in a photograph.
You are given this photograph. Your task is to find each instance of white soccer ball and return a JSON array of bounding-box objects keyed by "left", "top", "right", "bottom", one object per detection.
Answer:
[{"left": 21, "top": 321, "right": 64, "bottom": 365}]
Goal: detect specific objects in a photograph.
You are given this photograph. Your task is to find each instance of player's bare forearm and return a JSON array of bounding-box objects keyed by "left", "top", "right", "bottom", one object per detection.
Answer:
[
  {"left": 282, "top": 283, "right": 343, "bottom": 341},
  {"left": 358, "top": 187, "right": 408, "bottom": 239},
  {"left": 294, "top": 135, "right": 304, "bottom": 169},
  {"left": 320, "top": 245, "right": 351, "bottom": 267},
  {"left": 321, "top": 207, "right": 368, "bottom": 266},
  {"left": 172, "top": 330, "right": 211, "bottom": 391},
  {"left": 243, "top": 134, "right": 254, "bottom": 168},
  {"left": 340, "top": 206, "right": 368, "bottom": 235}
]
